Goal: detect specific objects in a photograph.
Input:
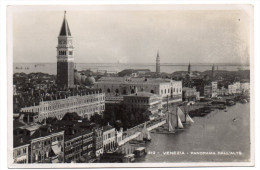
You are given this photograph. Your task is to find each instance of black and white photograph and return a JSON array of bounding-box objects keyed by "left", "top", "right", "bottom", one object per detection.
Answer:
[{"left": 6, "top": 3, "right": 255, "bottom": 168}]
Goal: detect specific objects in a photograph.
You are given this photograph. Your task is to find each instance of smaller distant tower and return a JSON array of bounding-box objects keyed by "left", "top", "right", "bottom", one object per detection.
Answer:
[
  {"left": 156, "top": 51, "right": 160, "bottom": 74},
  {"left": 188, "top": 62, "right": 191, "bottom": 75},
  {"left": 212, "top": 64, "right": 215, "bottom": 79}
]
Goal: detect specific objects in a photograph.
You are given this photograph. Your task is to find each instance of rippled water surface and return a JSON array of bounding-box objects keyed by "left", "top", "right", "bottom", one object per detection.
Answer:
[{"left": 134, "top": 103, "right": 250, "bottom": 163}]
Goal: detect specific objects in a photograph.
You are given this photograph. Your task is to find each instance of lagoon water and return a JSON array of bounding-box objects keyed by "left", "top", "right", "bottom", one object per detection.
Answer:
[
  {"left": 134, "top": 103, "right": 250, "bottom": 163},
  {"left": 13, "top": 63, "right": 249, "bottom": 75}
]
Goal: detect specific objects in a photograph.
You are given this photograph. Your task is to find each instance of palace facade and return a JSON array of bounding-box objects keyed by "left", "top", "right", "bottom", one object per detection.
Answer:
[{"left": 94, "top": 77, "right": 182, "bottom": 101}]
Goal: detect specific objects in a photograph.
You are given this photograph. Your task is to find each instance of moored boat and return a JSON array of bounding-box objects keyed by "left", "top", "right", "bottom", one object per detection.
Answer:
[{"left": 133, "top": 147, "right": 147, "bottom": 157}]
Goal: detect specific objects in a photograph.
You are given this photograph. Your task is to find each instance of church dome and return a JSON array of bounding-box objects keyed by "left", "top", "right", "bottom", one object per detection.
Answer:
[
  {"left": 85, "top": 76, "right": 96, "bottom": 86},
  {"left": 81, "top": 74, "right": 87, "bottom": 82}
]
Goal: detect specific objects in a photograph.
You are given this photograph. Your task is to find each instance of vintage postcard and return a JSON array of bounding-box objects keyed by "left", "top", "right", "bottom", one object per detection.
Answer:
[{"left": 7, "top": 4, "right": 254, "bottom": 168}]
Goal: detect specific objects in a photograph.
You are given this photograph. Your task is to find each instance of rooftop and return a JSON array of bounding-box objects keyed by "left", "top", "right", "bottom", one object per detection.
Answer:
[
  {"left": 59, "top": 11, "right": 71, "bottom": 36},
  {"left": 16, "top": 123, "right": 41, "bottom": 131},
  {"left": 64, "top": 128, "right": 93, "bottom": 141},
  {"left": 97, "top": 77, "right": 175, "bottom": 84},
  {"left": 182, "top": 87, "right": 196, "bottom": 91},
  {"left": 126, "top": 92, "right": 156, "bottom": 98},
  {"left": 13, "top": 135, "right": 30, "bottom": 148},
  {"left": 103, "top": 125, "right": 114, "bottom": 132},
  {"left": 14, "top": 124, "right": 64, "bottom": 147}
]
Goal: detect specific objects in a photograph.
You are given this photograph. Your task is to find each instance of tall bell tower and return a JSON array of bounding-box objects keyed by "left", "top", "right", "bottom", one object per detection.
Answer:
[
  {"left": 57, "top": 11, "right": 74, "bottom": 89},
  {"left": 156, "top": 50, "right": 160, "bottom": 74}
]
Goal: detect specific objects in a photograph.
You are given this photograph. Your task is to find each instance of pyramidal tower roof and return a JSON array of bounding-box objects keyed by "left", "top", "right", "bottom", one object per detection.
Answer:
[
  {"left": 59, "top": 11, "right": 71, "bottom": 36},
  {"left": 156, "top": 50, "right": 160, "bottom": 59}
]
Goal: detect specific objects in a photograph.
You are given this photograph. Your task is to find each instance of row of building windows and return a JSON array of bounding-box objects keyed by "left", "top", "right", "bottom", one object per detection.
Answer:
[
  {"left": 15, "top": 159, "right": 27, "bottom": 164},
  {"left": 27, "top": 103, "right": 105, "bottom": 122},
  {"left": 65, "top": 145, "right": 82, "bottom": 155},
  {"left": 32, "top": 136, "right": 63, "bottom": 149},
  {"left": 83, "top": 133, "right": 93, "bottom": 139},
  {"left": 66, "top": 152, "right": 81, "bottom": 161},
  {"left": 65, "top": 137, "right": 82, "bottom": 147},
  {"left": 21, "top": 95, "right": 105, "bottom": 113},
  {"left": 15, "top": 148, "right": 27, "bottom": 156},
  {"left": 59, "top": 51, "right": 73, "bottom": 55},
  {"left": 128, "top": 99, "right": 149, "bottom": 104},
  {"left": 103, "top": 132, "right": 114, "bottom": 141},
  {"left": 160, "top": 88, "right": 182, "bottom": 94}
]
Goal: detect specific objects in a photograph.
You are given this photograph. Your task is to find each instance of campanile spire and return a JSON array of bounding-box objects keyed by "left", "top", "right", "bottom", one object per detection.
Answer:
[{"left": 59, "top": 11, "right": 71, "bottom": 36}]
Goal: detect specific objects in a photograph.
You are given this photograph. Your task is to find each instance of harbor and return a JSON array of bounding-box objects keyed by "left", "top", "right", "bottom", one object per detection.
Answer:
[{"left": 111, "top": 102, "right": 250, "bottom": 163}]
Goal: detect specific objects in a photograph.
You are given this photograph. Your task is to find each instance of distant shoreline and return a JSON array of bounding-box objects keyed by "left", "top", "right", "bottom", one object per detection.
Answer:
[{"left": 13, "top": 62, "right": 250, "bottom": 66}]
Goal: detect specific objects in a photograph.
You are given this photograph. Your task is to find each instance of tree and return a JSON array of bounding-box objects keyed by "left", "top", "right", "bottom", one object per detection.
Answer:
[
  {"left": 45, "top": 117, "right": 58, "bottom": 124},
  {"left": 90, "top": 113, "right": 103, "bottom": 125}
]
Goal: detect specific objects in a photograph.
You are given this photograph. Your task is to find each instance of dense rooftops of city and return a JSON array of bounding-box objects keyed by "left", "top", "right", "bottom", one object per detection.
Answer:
[
  {"left": 13, "top": 123, "right": 63, "bottom": 148},
  {"left": 13, "top": 112, "right": 100, "bottom": 147}
]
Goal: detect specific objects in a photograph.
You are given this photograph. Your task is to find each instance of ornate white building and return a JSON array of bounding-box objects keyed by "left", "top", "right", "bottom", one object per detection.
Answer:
[
  {"left": 94, "top": 77, "right": 182, "bottom": 102},
  {"left": 20, "top": 93, "right": 105, "bottom": 122}
]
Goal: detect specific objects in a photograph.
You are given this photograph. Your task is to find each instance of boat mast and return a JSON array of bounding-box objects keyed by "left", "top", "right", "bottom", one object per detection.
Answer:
[
  {"left": 167, "top": 95, "right": 170, "bottom": 131},
  {"left": 167, "top": 95, "right": 169, "bottom": 111},
  {"left": 183, "top": 106, "right": 187, "bottom": 123},
  {"left": 176, "top": 106, "right": 178, "bottom": 128}
]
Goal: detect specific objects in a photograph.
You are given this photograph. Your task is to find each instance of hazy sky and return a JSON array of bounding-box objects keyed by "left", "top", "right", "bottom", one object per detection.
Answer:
[{"left": 11, "top": 5, "right": 251, "bottom": 64}]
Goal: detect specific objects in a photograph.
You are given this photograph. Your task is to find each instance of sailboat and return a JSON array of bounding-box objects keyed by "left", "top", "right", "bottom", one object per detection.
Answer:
[
  {"left": 176, "top": 107, "right": 184, "bottom": 129},
  {"left": 168, "top": 111, "right": 175, "bottom": 132},
  {"left": 178, "top": 107, "right": 194, "bottom": 124},
  {"left": 185, "top": 114, "right": 194, "bottom": 123}
]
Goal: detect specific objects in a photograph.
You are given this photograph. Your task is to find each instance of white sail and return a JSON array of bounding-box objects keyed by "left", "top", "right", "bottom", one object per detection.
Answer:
[
  {"left": 178, "top": 107, "right": 185, "bottom": 116},
  {"left": 167, "top": 111, "right": 175, "bottom": 132},
  {"left": 168, "top": 120, "right": 174, "bottom": 131},
  {"left": 141, "top": 122, "right": 151, "bottom": 140},
  {"left": 186, "top": 114, "right": 194, "bottom": 123},
  {"left": 136, "top": 132, "right": 143, "bottom": 141},
  {"left": 176, "top": 114, "right": 184, "bottom": 129},
  {"left": 147, "top": 130, "right": 151, "bottom": 140},
  {"left": 178, "top": 107, "right": 186, "bottom": 122}
]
